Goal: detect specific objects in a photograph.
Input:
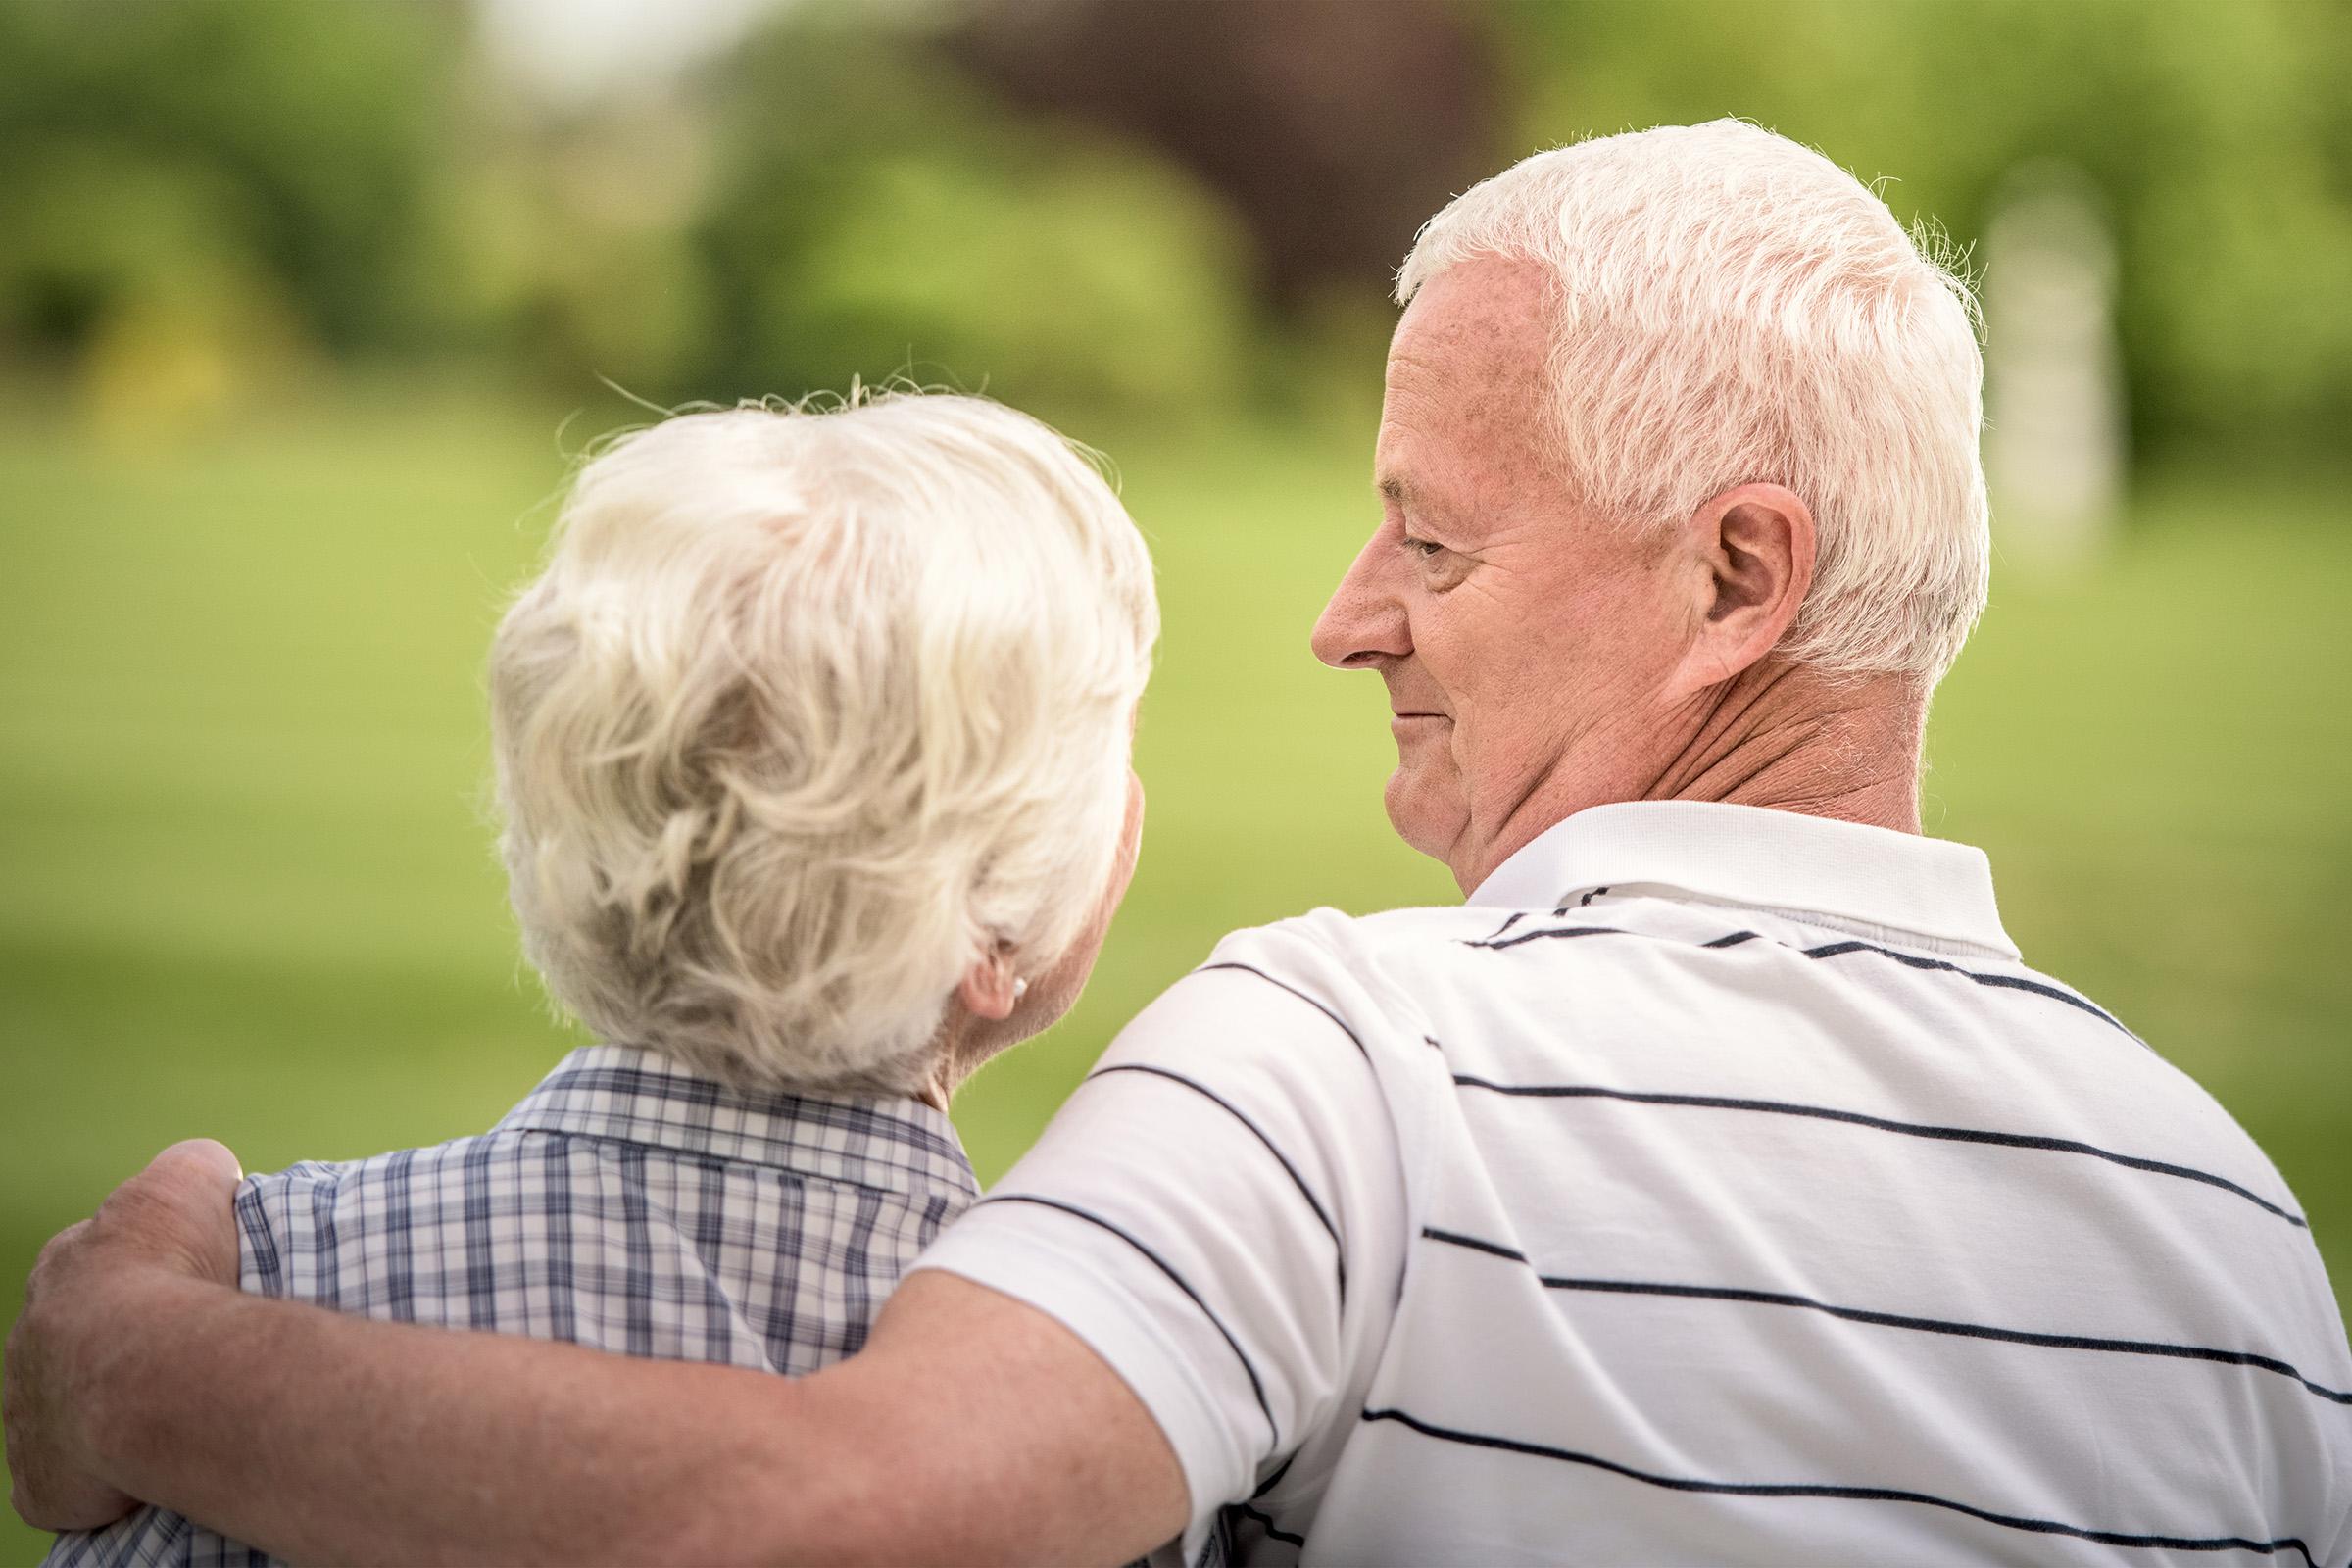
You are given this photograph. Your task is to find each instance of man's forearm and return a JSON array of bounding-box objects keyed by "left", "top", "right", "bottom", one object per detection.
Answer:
[{"left": 88, "top": 1267, "right": 824, "bottom": 1566}]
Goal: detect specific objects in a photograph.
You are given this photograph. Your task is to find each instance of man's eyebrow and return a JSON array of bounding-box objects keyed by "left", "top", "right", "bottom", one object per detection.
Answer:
[{"left": 1379, "top": 476, "right": 1461, "bottom": 536}]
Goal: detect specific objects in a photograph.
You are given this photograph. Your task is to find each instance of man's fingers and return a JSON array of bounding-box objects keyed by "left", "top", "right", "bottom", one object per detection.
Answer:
[
  {"left": 95, "top": 1138, "right": 245, "bottom": 1286},
  {"left": 108, "top": 1139, "right": 245, "bottom": 1217},
  {"left": 6, "top": 1222, "right": 139, "bottom": 1532},
  {"left": 6, "top": 1143, "right": 243, "bottom": 1531},
  {"left": 21, "top": 1220, "right": 91, "bottom": 1312},
  {"left": 148, "top": 1138, "right": 244, "bottom": 1187}
]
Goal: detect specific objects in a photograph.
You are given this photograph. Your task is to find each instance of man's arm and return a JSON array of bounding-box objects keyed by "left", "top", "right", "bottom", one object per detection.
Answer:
[
  {"left": 8, "top": 1148, "right": 1186, "bottom": 1567},
  {"left": 14, "top": 943, "right": 1398, "bottom": 1564}
]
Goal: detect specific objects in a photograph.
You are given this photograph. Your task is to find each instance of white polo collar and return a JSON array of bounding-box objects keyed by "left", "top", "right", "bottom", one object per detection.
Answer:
[{"left": 1465, "top": 801, "right": 2018, "bottom": 960}]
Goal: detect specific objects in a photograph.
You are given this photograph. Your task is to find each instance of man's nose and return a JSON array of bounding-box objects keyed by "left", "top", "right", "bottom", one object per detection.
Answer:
[{"left": 1311, "top": 533, "right": 1410, "bottom": 669}]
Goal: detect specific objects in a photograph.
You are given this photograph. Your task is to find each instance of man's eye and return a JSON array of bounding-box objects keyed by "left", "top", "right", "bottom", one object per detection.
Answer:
[{"left": 1404, "top": 536, "right": 1445, "bottom": 559}]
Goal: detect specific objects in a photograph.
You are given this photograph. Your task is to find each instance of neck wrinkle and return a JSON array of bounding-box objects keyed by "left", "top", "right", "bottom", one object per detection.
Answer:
[
  {"left": 1646, "top": 660, "right": 1926, "bottom": 834},
  {"left": 1453, "top": 659, "right": 1928, "bottom": 894}
]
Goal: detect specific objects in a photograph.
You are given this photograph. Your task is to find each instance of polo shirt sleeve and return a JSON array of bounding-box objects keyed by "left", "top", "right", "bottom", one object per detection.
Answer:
[{"left": 908, "top": 922, "right": 1412, "bottom": 1561}]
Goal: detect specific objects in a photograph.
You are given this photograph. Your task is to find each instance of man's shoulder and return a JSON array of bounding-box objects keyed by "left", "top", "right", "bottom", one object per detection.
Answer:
[
  {"left": 1198, "top": 890, "right": 1740, "bottom": 975},
  {"left": 1196, "top": 893, "right": 1709, "bottom": 999},
  {"left": 1201, "top": 902, "right": 1488, "bottom": 974},
  {"left": 1146, "top": 904, "right": 1498, "bottom": 1063}
]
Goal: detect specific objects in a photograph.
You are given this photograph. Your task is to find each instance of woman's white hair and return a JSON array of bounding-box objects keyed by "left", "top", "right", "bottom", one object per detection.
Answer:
[
  {"left": 1398, "top": 120, "right": 1989, "bottom": 681},
  {"left": 489, "top": 392, "right": 1157, "bottom": 1095}
]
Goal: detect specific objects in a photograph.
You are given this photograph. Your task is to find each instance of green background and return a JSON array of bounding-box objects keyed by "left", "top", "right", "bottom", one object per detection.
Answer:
[{"left": 6, "top": 0, "right": 2352, "bottom": 1558}]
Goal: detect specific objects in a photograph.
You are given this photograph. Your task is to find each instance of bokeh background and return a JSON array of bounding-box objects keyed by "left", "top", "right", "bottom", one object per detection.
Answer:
[{"left": 4, "top": 0, "right": 2349, "bottom": 1551}]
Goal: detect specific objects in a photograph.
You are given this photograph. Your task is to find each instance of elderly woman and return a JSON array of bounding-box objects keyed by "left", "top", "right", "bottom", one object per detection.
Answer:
[{"left": 47, "top": 391, "right": 1156, "bottom": 1568}]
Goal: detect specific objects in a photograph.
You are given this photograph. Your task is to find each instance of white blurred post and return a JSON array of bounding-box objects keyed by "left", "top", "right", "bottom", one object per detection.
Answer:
[{"left": 1984, "top": 164, "right": 2127, "bottom": 571}]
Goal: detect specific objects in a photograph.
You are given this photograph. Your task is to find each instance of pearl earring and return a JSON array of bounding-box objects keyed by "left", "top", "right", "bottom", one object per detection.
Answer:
[{"left": 1011, "top": 977, "right": 1029, "bottom": 1002}]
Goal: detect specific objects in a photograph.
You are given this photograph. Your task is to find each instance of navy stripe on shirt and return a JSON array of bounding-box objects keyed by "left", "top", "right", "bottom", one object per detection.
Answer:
[
  {"left": 975, "top": 1192, "right": 1282, "bottom": 1448},
  {"left": 1361, "top": 1407, "right": 2324, "bottom": 1567},
  {"left": 1089, "top": 1062, "right": 1348, "bottom": 1311},
  {"left": 1446, "top": 1074, "right": 2308, "bottom": 1227},
  {"left": 1421, "top": 1226, "right": 2352, "bottom": 1406}
]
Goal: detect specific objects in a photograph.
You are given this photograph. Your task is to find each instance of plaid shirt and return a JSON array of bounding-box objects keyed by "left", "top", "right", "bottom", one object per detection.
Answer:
[{"left": 48, "top": 1044, "right": 980, "bottom": 1568}]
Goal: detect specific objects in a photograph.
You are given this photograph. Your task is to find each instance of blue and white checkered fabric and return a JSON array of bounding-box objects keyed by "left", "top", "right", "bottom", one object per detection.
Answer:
[{"left": 47, "top": 1044, "right": 980, "bottom": 1568}]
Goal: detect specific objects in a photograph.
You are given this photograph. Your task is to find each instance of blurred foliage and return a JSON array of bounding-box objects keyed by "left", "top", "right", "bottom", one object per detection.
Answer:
[
  {"left": 693, "top": 16, "right": 1257, "bottom": 415},
  {"left": 0, "top": 0, "right": 463, "bottom": 347},
  {"left": 3, "top": 10, "right": 2350, "bottom": 1555},
  {"left": 2, "top": 0, "right": 2347, "bottom": 468},
  {"left": 1501, "top": 0, "right": 2352, "bottom": 468}
]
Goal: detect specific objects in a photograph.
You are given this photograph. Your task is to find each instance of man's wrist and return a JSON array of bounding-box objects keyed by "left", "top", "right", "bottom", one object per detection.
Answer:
[{"left": 73, "top": 1264, "right": 236, "bottom": 1498}]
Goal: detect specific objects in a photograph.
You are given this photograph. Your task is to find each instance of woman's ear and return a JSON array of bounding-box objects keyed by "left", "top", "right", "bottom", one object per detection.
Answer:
[
  {"left": 956, "top": 953, "right": 1021, "bottom": 1021},
  {"left": 1667, "top": 481, "right": 1818, "bottom": 697}
]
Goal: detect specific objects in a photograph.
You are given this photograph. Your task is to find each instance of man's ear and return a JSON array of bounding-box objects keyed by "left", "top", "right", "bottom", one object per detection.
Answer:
[{"left": 1666, "top": 481, "right": 1818, "bottom": 697}]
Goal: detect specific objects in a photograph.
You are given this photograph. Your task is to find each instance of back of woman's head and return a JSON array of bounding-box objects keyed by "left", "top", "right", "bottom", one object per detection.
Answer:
[{"left": 489, "top": 393, "right": 1158, "bottom": 1094}]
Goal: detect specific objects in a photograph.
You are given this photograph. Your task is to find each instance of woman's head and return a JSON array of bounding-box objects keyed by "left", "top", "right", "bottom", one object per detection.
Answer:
[{"left": 489, "top": 392, "right": 1157, "bottom": 1096}]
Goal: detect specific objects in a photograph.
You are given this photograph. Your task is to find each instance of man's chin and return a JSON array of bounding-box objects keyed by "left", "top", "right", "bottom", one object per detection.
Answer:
[{"left": 1382, "top": 769, "right": 1464, "bottom": 866}]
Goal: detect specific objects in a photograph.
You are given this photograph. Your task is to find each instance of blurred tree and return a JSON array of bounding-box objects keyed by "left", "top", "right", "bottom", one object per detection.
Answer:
[
  {"left": 2, "top": 0, "right": 2344, "bottom": 469},
  {"left": 948, "top": 0, "right": 1501, "bottom": 308},
  {"left": 1497, "top": 0, "right": 2352, "bottom": 474},
  {"left": 0, "top": 0, "right": 469, "bottom": 358},
  {"left": 692, "top": 9, "right": 1259, "bottom": 421},
  {"left": 432, "top": 101, "right": 720, "bottom": 395},
  {"left": 0, "top": 140, "right": 307, "bottom": 440}
]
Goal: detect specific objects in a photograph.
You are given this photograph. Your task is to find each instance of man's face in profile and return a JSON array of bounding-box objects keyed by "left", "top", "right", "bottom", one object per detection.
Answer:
[{"left": 1310, "top": 255, "right": 1699, "bottom": 890}]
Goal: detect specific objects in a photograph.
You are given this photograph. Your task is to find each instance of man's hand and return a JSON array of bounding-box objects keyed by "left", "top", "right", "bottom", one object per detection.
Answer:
[{"left": 6, "top": 1139, "right": 243, "bottom": 1531}]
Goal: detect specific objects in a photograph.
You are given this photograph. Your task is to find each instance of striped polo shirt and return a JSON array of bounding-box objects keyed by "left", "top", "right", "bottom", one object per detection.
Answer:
[
  {"left": 915, "top": 801, "right": 2352, "bottom": 1566},
  {"left": 48, "top": 1045, "right": 980, "bottom": 1568}
]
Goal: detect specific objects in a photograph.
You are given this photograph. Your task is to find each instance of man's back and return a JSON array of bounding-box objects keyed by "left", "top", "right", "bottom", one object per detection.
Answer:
[
  {"left": 49, "top": 1046, "right": 978, "bottom": 1568},
  {"left": 918, "top": 803, "right": 2352, "bottom": 1565}
]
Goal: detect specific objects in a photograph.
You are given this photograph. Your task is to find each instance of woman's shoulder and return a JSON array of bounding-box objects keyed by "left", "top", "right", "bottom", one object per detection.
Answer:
[{"left": 229, "top": 1135, "right": 514, "bottom": 1300}]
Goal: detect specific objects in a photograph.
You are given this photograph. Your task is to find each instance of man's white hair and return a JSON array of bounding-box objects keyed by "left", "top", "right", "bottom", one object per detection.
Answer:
[
  {"left": 1398, "top": 120, "right": 1989, "bottom": 681},
  {"left": 489, "top": 393, "right": 1157, "bottom": 1095}
]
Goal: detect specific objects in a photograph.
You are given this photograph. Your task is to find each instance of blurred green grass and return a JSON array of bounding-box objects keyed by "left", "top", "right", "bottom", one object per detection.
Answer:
[{"left": 2, "top": 393, "right": 2347, "bottom": 1563}]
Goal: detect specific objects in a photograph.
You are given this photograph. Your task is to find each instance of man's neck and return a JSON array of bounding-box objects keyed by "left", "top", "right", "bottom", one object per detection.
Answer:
[
  {"left": 1452, "top": 660, "right": 1927, "bottom": 893},
  {"left": 1644, "top": 659, "right": 1926, "bottom": 833}
]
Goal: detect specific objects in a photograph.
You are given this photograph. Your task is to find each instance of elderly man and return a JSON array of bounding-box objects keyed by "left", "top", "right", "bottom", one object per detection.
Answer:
[{"left": 12, "top": 121, "right": 2351, "bottom": 1566}]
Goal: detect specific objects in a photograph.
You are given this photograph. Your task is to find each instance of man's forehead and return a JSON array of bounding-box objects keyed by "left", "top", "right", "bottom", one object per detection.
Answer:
[
  {"left": 1392, "top": 255, "right": 1551, "bottom": 368},
  {"left": 1378, "top": 256, "right": 1557, "bottom": 508}
]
